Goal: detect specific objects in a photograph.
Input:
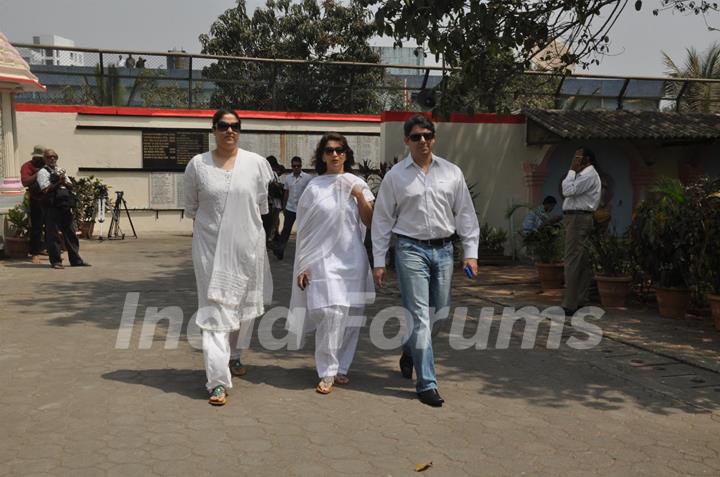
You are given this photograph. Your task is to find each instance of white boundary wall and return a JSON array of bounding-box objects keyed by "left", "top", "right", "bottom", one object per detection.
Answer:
[{"left": 12, "top": 108, "right": 543, "bottom": 238}]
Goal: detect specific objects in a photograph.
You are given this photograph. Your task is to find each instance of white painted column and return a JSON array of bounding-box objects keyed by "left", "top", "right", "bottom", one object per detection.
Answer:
[{"left": 0, "top": 91, "right": 23, "bottom": 194}]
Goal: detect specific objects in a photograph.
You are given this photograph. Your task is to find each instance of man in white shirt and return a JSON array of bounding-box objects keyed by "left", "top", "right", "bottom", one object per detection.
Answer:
[
  {"left": 561, "top": 147, "right": 602, "bottom": 314},
  {"left": 372, "top": 115, "right": 480, "bottom": 407},
  {"left": 37, "top": 148, "right": 89, "bottom": 269},
  {"left": 274, "top": 156, "right": 312, "bottom": 260}
]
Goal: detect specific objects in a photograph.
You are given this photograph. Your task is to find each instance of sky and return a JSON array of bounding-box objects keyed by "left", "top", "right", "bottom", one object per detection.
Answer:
[{"left": 1, "top": 0, "right": 719, "bottom": 77}]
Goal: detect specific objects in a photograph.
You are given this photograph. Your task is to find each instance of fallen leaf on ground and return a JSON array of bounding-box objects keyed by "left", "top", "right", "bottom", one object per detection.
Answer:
[{"left": 415, "top": 461, "right": 432, "bottom": 472}]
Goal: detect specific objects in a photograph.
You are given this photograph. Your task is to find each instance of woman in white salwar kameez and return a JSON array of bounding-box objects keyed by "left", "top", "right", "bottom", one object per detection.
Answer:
[
  {"left": 184, "top": 109, "right": 273, "bottom": 406},
  {"left": 288, "top": 132, "right": 375, "bottom": 395}
]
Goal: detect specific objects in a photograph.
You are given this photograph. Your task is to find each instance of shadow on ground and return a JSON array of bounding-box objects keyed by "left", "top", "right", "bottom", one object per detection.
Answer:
[{"left": 4, "top": 235, "right": 719, "bottom": 416}]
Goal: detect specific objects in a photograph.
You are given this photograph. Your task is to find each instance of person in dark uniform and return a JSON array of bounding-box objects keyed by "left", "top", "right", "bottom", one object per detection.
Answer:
[{"left": 20, "top": 145, "right": 47, "bottom": 263}]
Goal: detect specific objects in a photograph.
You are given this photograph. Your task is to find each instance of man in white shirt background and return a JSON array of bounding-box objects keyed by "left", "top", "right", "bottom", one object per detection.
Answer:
[
  {"left": 372, "top": 115, "right": 480, "bottom": 407},
  {"left": 561, "top": 147, "right": 602, "bottom": 315},
  {"left": 274, "top": 155, "right": 312, "bottom": 260}
]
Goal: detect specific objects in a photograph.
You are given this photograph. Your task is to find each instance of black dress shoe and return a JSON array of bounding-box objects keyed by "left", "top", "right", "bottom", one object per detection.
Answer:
[
  {"left": 399, "top": 352, "right": 413, "bottom": 379},
  {"left": 272, "top": 245, "right": 284, "bottom": 260},
  {"left": 417, "top": 389, "right": 444, "bottom": 407},
  {"left": 71, "top": 262, "right": 91, "bottom": 267}
]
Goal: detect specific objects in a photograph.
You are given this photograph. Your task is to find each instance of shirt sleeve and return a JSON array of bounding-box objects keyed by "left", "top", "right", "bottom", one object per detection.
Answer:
[
  {"left": 561, "top": 169, "right": 597, "bottom": 198},
  {"left": 371, "top": 172, "right": 397, "bottom": 268},
  {"left": 36, "top": 168, "right": 51, "bottom": 191},
  {"left": 183, "top": 157, "right": 199, "bottom": 219},
  {"left": 452, "top": 170, "right": 480, "bottom": 260},
  {"left": 20, "top": 163, "right": 34, "bottom": 185},
  {"left": 522, "top": 211, "right": 538, "bottom": 233},
  {"left": 257, "top": 159, "right": 272, "bottom": 215}
]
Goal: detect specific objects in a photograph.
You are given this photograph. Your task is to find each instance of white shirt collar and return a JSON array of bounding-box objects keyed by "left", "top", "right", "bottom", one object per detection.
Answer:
[{"left": 403, "top": 153, "right": 440, "bottom": 169}]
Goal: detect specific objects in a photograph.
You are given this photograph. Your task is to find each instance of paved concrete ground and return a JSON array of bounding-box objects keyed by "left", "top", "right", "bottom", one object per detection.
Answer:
[{"left": 2, "top": 235, "right": 720, "bottom": 476}]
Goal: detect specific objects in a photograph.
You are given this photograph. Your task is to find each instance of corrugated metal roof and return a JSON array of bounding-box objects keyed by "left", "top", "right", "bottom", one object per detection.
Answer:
[{"left": 523, "top": 108, "right": 720, "bottom": 141}]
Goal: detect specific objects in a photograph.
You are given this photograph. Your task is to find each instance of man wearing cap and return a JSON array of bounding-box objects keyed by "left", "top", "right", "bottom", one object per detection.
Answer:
[{"left": 20, "top": 145, "right": 48, "bottom": 263}]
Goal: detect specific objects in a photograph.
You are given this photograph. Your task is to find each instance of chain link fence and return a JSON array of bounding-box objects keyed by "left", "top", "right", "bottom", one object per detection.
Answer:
[
  {"left": 12, "top": 44, "right": 432, "bottom": 112},
  {"left": 13, "top": 43, "right": 720, "bottom": 113}
]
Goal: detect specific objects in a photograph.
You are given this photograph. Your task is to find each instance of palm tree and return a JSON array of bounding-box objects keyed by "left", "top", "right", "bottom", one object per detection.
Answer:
[{"left": 663, "top": 43, "right": 720, "bottom": 113}]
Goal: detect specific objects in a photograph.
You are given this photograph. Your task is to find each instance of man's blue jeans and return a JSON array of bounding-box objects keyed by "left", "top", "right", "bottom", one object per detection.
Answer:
[{"left": 395, "top": 237, "right": 453, "bottom": 393}]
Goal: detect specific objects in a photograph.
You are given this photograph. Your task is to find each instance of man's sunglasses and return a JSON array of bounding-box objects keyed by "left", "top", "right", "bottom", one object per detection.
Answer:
[
  {"left": 323, "top": 146, "right": 347, "bottom": 155},
  {"left": 215, "top": 121, "right": 241, "bottom": 132},
  {"left": 408, "top": 132, "right": 435, "bottom": 142},
  {"left": 291, "top": 164, "right": 302, "bottom": 168},
  {"left": 45, "top": 155, "right": 58, "bottom": 159}
]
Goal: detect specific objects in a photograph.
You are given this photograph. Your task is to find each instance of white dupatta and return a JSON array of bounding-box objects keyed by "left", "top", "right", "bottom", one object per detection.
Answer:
[
  {"left": 207, "top": 149, "right": 272, "bottom": 310},
  {"left": 287, "top": 173, "right": 374, "bottom": 343}
]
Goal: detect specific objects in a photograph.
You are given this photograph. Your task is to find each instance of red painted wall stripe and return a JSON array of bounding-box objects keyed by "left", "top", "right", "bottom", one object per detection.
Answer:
[
  {"left": 381, "top": 111, "right": 526, "bottom": 124},
  {"left": 15, "top": 104, "right": 381, "bottom": 122},
  {"left": 16, "top": 104, "right": 526, "bottom": 124}
]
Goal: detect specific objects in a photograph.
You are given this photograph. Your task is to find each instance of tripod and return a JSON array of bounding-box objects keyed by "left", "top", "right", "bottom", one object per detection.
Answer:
[{"left": 107, "top": 191, "right": 138, "bottom": 240}]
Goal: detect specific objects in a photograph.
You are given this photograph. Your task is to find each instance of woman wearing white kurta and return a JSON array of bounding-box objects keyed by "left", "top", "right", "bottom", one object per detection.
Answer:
[
  {"left": 288, "top": 132, "right": 375, "bottom": 394},
  {"left": 184, "top": 109, "right": 273, "bottom": 406}
]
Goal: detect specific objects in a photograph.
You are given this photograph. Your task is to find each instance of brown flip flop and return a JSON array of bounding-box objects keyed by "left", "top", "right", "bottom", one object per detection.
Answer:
[{"left": 315, "top": 377, "right": 334, "bottom": 394}]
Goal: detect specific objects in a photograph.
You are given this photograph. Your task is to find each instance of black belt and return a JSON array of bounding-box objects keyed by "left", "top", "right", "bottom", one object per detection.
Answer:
[
  {"left": 563, "top": 210, "right": 593, "bottom": 215},
  {"left": 397, "top": 234, "right": 453, "bottom": 246}
]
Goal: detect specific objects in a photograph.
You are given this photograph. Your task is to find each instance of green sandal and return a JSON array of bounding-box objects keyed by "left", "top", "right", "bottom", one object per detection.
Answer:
[
  {"left": 209, "top": 385, "right": 228, "bottom": 406},
  {"left": 229, "top": 359, "right": 247, "bottom": 377}
]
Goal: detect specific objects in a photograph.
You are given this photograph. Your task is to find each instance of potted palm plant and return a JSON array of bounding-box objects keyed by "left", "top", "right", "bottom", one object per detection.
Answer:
[
  {"left": 630, "top": 179, "right": 693, "bottom": 319},
  {"left": 3, "top": 197, "right": 31, "bottom": 259},
  {"left": 477, "top": 222, "right": 509, "bottom": 264},
  {"left": 586, "top": 228, "right": 633, "bottom": 307},
  {"left": 686, "top": 178, "right": 720, "bottom": 329},
  {"left": 523, "top": 224, "right": 564, "bottom": 290}
]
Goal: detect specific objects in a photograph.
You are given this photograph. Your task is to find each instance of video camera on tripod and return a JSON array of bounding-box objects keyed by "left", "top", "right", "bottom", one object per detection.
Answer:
[{"left": 105, "top": 190, "right": 137, "bottom": 240}]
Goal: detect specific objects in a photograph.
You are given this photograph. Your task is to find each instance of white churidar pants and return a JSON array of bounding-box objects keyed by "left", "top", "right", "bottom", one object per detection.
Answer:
[
  {"left": 202, "top": 323, "right": 251, "bottom": 392},
  {"left": 309, "top": 305, "right": 362, "bottom": 378}
]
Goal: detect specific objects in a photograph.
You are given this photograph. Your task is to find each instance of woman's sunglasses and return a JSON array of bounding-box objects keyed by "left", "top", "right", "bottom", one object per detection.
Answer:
[
  {"left": 215, "top": 121, "right": 241, "bottom": 132},
  {"left": 408, "top": 132, "right": 435, "bottom": 142},
  {"left": 323, "top": 146, "right": 347, "bottom": 155}
]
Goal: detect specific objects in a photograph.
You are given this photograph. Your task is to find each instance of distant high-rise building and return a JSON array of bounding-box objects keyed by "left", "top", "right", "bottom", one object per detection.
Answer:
[
  {"left": 373, "top": 46, "right": 425, "bottom": 76},
  {"left": 27, "top": 35, "right": 84, "bottom": 67},
  {"left": 167, "top": 49, "right": 189, "bottom": 70}
]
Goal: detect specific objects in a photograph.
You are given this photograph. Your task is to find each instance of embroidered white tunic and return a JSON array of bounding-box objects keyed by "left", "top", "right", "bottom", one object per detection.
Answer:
[
  {"left": 184, "top": 150, "right": 273, "bottom": 332},
  {"left": 287, "top": 173, "right": 375, "bottom": 337}
]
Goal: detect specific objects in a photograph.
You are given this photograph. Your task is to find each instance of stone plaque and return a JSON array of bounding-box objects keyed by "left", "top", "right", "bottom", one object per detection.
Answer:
[
  {"left": 149, "top": 172, "right": 176, "bottom": 208},
  {"left": 142, "top": 130, "right": 209, "bottom": 170}
]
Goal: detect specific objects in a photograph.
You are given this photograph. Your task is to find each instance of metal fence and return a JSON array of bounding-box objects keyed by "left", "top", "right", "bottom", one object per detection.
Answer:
[{"left": 13, "top": 43, "right": 720, "bottom": 113}]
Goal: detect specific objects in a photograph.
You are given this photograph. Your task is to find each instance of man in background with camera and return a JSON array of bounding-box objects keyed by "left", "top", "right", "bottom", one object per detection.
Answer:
[
  {"left": 20, "top": 145, "right": 48, "bottom": 263},
  {"left": 36, "top": 148, "right": 90, "bottom": 269}
]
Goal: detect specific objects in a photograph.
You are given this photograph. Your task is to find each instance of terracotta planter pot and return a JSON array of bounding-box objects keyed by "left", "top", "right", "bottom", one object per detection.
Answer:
[
  {"left": 655, "top": 287, "right": 691, "bottom": 320},
  {"left": 3, "top": 236, "right": 30, "bottom": 259},
  {"left": 79, "top": 221, "right": 94, "bottom": 239},
  {"left": 536, "top": 262, "right": 564, "bottom": 290},
  {"left": 707, "top": 294, "right": 720, "bottom": 331},
  {"left": 596, "top": 275, "right": 632, "bottom": 308}
]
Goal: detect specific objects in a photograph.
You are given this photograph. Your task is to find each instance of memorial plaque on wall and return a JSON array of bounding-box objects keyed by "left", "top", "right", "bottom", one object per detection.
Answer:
[
  {"left": 142, "top": 130, "right": 209, "bottom": 170},
  {"left": 149, "top": 173, "right": 177, "bottom": 209}
]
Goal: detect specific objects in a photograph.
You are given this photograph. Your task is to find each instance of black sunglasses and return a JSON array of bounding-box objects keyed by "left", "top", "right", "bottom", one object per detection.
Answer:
[
  {"left": 291, "top": 164, "right": 302, "bottom": 168},
  {"left": 408, "top": 132, "right": 435, "bottom": 142},
  {"left": 323, "top": 146, "right": 347, "bottom": 155},
  {"left": 215, "top": 121, "right": 241, "bottom": 132}
]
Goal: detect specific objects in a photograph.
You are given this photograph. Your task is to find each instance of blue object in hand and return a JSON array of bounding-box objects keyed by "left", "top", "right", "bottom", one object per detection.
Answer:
[{"left": 464, "top": 264, "right": 474, "bottom": 278}]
